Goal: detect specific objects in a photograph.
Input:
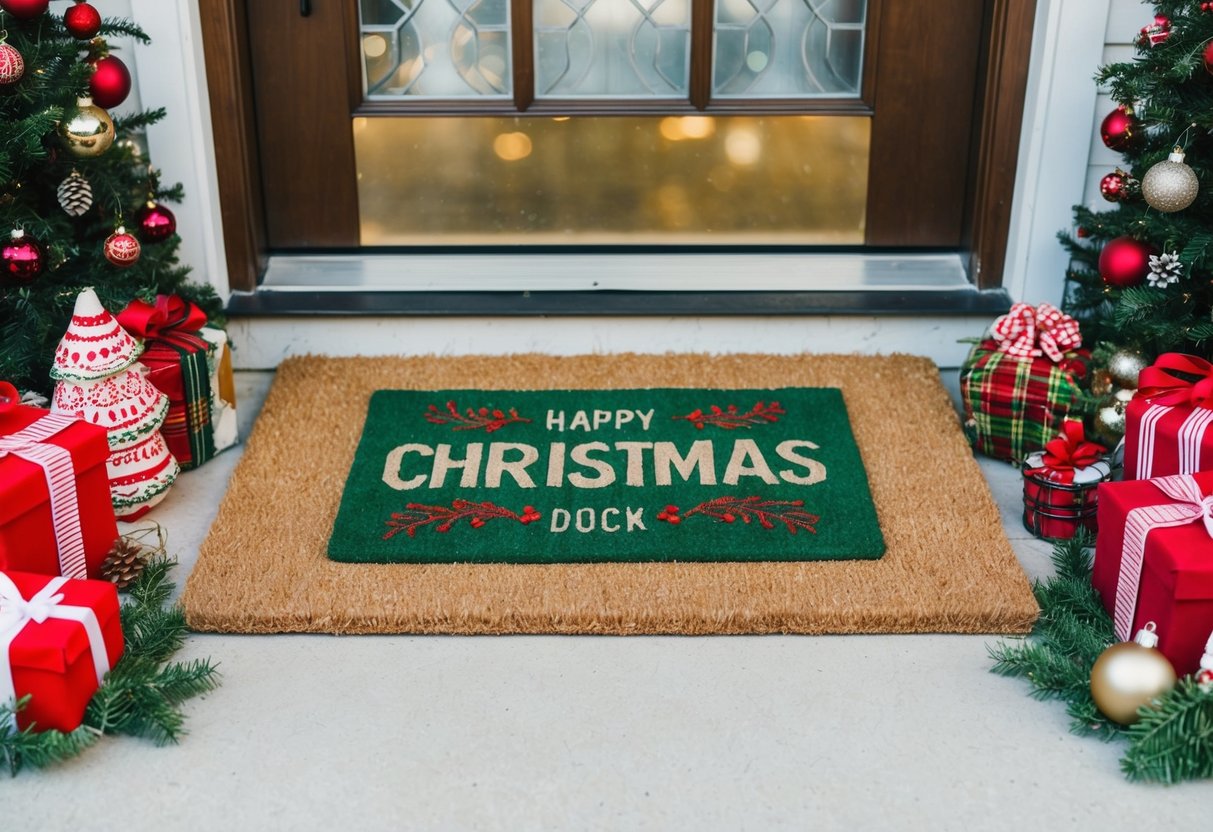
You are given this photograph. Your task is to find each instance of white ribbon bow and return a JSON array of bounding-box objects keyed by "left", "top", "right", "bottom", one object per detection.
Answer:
[
  {"left": 1114, "top": 475, "right": 1213, "bottom": 641},
  {"left": 0, "top": 572, "right": 111, "bottom": 730}
]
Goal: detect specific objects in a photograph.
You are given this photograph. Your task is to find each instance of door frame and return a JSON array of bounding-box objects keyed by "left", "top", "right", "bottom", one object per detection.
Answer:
[{"left": 199, "top": 0, "right": 1036, "bottom": 296}]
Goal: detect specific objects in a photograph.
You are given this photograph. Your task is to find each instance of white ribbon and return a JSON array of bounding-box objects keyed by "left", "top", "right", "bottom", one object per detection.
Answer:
[
  {"left": 1133, "top": 403, "right": 1213, "bottom": 479},
  {"left": 1114, "top": 475, "right": 1213, "bottom": 641},
  {"left": 0, "top": 412, "right": 89, "bottom": 580},
  {"left": 0, "top": 573, "right": 111, "bottom": 730}
]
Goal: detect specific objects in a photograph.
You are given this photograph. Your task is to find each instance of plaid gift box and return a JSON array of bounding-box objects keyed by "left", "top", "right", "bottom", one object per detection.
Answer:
[{"left": 960, "top": 303, "right": 1089, "bottom": 463}]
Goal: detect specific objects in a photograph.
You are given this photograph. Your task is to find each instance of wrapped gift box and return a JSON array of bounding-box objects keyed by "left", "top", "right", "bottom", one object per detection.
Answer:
[
  {"left": 1123, "top": 354, "right": 1213, "bottom": 480},
  {"left": 0, "top": 383, "right": 118, "bottom": 580},
  {"left": 1092, "top": 473, "right": 1213, "bottom": 676},
  {"left": 960, "top": 304, "right": 1089, "bottom": 463},
  {"left": 1022, "top": 452, "right": 1110, "bottom": 540},
  {"left": 118, "top": 296, "right": 237, "bottom": 470},
  {"left": 1, "top": 570, "right": 124, "bottom": 733}
]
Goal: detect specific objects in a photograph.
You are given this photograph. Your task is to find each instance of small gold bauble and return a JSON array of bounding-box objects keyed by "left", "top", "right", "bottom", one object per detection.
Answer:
[
  {"left": 1093, "top": 389, "right": 1134, "bottom": 444},
  {"left": 1089, "top": 368, "right": 1114, "bottom": 397},
  {"left": 1090, "top": 624, "right": 1177, "bottom": 725},
  {"left": 1141, "top": 148, "right": 1199, "bottom": 213},
  {"left": 59, "top": 96, "right": 114, "bottom": 159},
  {"left": 1107, "top": 349, "right": 1149, "bottom": 389}
]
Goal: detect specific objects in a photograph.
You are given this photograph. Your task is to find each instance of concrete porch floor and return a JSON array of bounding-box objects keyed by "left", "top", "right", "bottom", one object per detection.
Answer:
[{"left": 7, "top": 370, "right": 1210, "bottom": 830}]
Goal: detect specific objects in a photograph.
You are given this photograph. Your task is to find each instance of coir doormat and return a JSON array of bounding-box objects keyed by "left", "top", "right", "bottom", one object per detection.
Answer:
[
  {"left": 182, "top": 354, "right": 1039, "bottom": 635},
  {"left": 327, "top": 388, "right": 884, "bottom": 564}
]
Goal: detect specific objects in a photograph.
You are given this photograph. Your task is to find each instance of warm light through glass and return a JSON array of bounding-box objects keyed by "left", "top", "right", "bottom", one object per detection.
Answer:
[{"left": 354, "top": 115, "right": 869, "bottom": 245}]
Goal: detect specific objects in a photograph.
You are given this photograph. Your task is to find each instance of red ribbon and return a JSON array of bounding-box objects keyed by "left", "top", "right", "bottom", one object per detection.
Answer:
[
  {"left": 1137, "top": 353, "right": 1213, "bottom": 409},
  {"left": 1026, "top": 419, "right": 1106, "bottom": 484},
  {"left": 990, "top": 303, "right": 1082, "bottom": 364},
  {"left": 116, "top": 295, "right": 209, "bottom": 352}
]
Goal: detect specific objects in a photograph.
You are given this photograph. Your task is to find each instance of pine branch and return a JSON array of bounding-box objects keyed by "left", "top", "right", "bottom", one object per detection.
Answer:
[{"left": 1121, "top": 680, "right": 1213, "bottom": 784}]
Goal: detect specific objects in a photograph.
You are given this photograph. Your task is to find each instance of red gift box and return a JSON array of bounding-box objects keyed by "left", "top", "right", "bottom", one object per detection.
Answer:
[
  {"left": 1021, "top": 421, "right": 1109, "bottom": 540},
  {"left": 1, "top": 570, "right": 123, "bottom": 733},
  {"left": 1123, "top": 353, "right": 1213, "bottom": 480},
  {"left": 0, "top": 382, "right": 118, "bottom": 580},
  {"left": 1092, "top": 473, "right": 1213, "bottom": 676}
]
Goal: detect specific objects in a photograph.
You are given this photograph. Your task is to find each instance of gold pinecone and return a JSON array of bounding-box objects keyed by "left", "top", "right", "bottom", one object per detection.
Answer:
[{"left": 100, "top": 538, "right": 147, "bottom": 590}]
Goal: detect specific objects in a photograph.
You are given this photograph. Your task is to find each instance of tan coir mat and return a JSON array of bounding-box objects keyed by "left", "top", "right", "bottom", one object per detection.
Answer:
[{"left": 182, "top": 354, "right": 1039, "bottom": 635}]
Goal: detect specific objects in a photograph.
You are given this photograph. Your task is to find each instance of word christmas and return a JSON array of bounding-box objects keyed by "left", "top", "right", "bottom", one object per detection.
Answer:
[{"left": 381, "top": 439, "right": 827, "bottom": 490}]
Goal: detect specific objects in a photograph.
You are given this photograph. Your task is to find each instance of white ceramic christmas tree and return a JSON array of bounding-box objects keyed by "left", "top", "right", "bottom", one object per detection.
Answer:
[{"left": 50, "top": 288, "right": 179, "bottom": 519}]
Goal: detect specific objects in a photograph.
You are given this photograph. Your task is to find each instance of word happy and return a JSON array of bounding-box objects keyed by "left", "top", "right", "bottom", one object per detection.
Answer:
[{"left": 381, "top": 439, "right": 827, "bottom": 491}]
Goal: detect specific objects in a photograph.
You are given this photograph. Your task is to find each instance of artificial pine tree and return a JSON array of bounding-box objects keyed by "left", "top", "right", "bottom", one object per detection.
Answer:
[
  {"left": 1061, "top": 2, "right": 1213, "bottom": 360},
  {"left": 0, "top": 3, "right": 220, "bottom": 397}
]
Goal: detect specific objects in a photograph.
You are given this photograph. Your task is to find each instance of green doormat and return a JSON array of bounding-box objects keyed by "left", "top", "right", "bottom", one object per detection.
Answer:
[{"left": 327, "top": 387, "right": 885, "bottom": 564}]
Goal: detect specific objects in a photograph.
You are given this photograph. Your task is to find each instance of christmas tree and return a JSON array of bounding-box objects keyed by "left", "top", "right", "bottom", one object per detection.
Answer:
[
  {"left": 0, "top": 1, "right": 220, "bottom": 397},
  {"left": 1061, "top": 3, "right": 1213, "bottom": 361}
]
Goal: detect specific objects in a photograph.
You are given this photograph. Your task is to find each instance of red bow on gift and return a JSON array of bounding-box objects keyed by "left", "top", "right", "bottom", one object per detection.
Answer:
[
  {"left": 1137, "top": 353, "right": 1213, "bottom": 409},
  {"left": 116, "top": 295, "right": 209, "bottom": 351},
  {"left": 990, "top": 303, "right": 1082, "bottom": 363},
  {"left": 1028, "top": 419, "right": 1106, "bottom": 484}
]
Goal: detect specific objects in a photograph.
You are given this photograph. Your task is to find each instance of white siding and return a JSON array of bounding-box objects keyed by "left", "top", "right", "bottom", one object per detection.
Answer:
[{"left": 1082, "top": 0, "right": 1148, "bottom": 207}]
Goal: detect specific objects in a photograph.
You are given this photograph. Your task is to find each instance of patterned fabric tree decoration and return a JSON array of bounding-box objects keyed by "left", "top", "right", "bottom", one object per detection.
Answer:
[{"left": 49, "top": 289, "right": 179, "bottom": 519}]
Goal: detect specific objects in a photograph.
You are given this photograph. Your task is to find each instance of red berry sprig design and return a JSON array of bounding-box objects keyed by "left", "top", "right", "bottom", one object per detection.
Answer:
[
  {"left": 383, "top": 500, "right": 542, "bottom": 540},
  {"left": 656, "top": 504, "right": 682, "bottom": 524},
  {"left": 673, "top": 401, "right": 786, "bottom": 430},
  {"left": 660, "top": 496, "right": 820, "bottom": 534},
  {"left": 425, "top": 400, "right": 532, "bottom": 433}
]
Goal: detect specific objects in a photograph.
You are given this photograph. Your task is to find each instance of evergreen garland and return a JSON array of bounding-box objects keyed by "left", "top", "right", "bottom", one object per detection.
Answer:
[
  {"left": 1060, "top": 1, "right": 1213, "bottom": 359},
  {"left": 0, "top": 10, "right": 222, "bottom": 397},
  {"left": 0, "top": 556, "right": 219, "bottom": 776},
  {"left": 990, "top": 530, "right": 1213, "bottom": 784}
]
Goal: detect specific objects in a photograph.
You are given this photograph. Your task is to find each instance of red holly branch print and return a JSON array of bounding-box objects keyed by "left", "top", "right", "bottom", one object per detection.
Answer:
[
  {"left": 657, "top": 497, "right": 819, "bottom": 534},
  {"left": 383, "top": 500, "right": 542, "bottom": 540},
  {"left": 672, "top": 401, "right": 786, "bottom": 430},
  {"left": 425, "top": 401, "right": 532, "bottom": 433}
]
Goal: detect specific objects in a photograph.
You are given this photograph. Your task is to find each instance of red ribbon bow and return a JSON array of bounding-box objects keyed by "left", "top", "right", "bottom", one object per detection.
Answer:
[
  {"left": 1028, "top": 420, "right": 1106, "bottom": 484},
  {"left": 990, "top": 303, "right": 1082, "bottom": 364},
  {"left": 116, "top": 295, "right": 209, "bottom": 351},
  {"left": 1137, "top": 353, "right": 1213, "bottom": 409}
]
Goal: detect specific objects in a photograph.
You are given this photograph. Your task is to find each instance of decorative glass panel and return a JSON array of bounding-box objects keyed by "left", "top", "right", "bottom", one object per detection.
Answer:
[
  {"left": 354, "top": 115, "right": 869, "bottom": 244},
  {"left": 713, "top": 0, "right": 866, "bottom": 98},
  {"left": 360, "top": 0, "right": 512, "bottom": 98},
  {"left": 534, "top": 0, "right": 691, "bottom": 98}
]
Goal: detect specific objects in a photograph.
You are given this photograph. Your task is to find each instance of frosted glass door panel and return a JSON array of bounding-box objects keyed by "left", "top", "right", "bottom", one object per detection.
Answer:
[
  {"left": 534, "top": 0, "right": 691, "bottom": 97},
  {"left": 714, "top": 0, "right": 865, "bottom": 98},
  {"left": 361, "top": 0, "right": 513, "bottom": 98}
]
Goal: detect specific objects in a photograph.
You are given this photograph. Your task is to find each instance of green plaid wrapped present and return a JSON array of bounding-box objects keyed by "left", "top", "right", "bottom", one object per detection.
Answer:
[{"left": 960, "top": 304, "right": 1090, "bottom": 463}]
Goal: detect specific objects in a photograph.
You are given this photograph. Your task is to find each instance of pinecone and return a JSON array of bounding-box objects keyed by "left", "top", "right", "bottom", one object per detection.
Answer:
[
  {"left": 100, "top": 538, "right": 147, "bottom": 590},
  {"left": 57, "top": 169, "right": 93, "bottom": 217}
]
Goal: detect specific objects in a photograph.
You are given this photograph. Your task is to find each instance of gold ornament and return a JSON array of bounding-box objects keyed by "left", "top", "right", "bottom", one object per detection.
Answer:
[
  {"left": 1090, "top": 623, "right": 1177, "bottom": 725},
  {"left": 1141, "top": 147, "right": 1199, "bottom": 213},
  {"left": 1093, "top": 387, "right": 1135, "bottom": 444},
  {"left": 1107, "top": 349, "right": 1149, "bottom": 389},
  {"left": 59, "top": 96, "right": 114, "bottom": 159},
  {"left": 1090, "top": 368, "right": 1114, "bottom": 398}
]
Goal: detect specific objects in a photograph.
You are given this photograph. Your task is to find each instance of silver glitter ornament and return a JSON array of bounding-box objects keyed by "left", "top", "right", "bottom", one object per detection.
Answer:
[{"left": 1141, "top": 147, "right": 1199, "bottom": 213}]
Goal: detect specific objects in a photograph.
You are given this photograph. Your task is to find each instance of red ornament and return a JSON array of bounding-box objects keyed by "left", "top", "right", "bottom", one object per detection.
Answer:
[
  {"left": 0, "top": 0, "right": 49, "bottom": 20},
  {"left": 63, "top": 1, "right": 102, "bottom": 40},
  {"left": 1100, "top": 171, "right": 1130, "bottom": 202},
  {"left": 1076, "top": 226, "right": 1090, "bottom": 238},
  {"left": 1101, "top": 106, "right": 1139, "bottom": 152},
  {"left": 135, "top": 202, "right": 177, "bottom": 243},
  {"left": 1139, "top": 15, "right": 1170, "bottom": 47},
  {"left": 103, "top": 226, "right": 140, "bottom": 268},
  {"left": 2, "top": 229, "right": 44, "bottom": 283},
  {"left": 0, "top": 40, "right": 22, "bottom": 86},
  {"left": 1098, "top": 237, "right": 1157, "bottom": 288},
  {"left": 1204, "top": 41, "right": 1213, "bottom": 76},
  {"left": 89, "top": 55, "right": 132, "bottom": 110}
]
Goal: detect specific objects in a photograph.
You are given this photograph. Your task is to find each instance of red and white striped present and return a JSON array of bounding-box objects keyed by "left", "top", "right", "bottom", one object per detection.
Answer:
[
  {"left": 1093, "top": 473, "right": 1213, "bottom": 676},
  {"left": 1124, "top": 353, "right": 1213, "bottom": 480},
  {"left": 0, "top": 382, "right": 117, "bottom": 580}
]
